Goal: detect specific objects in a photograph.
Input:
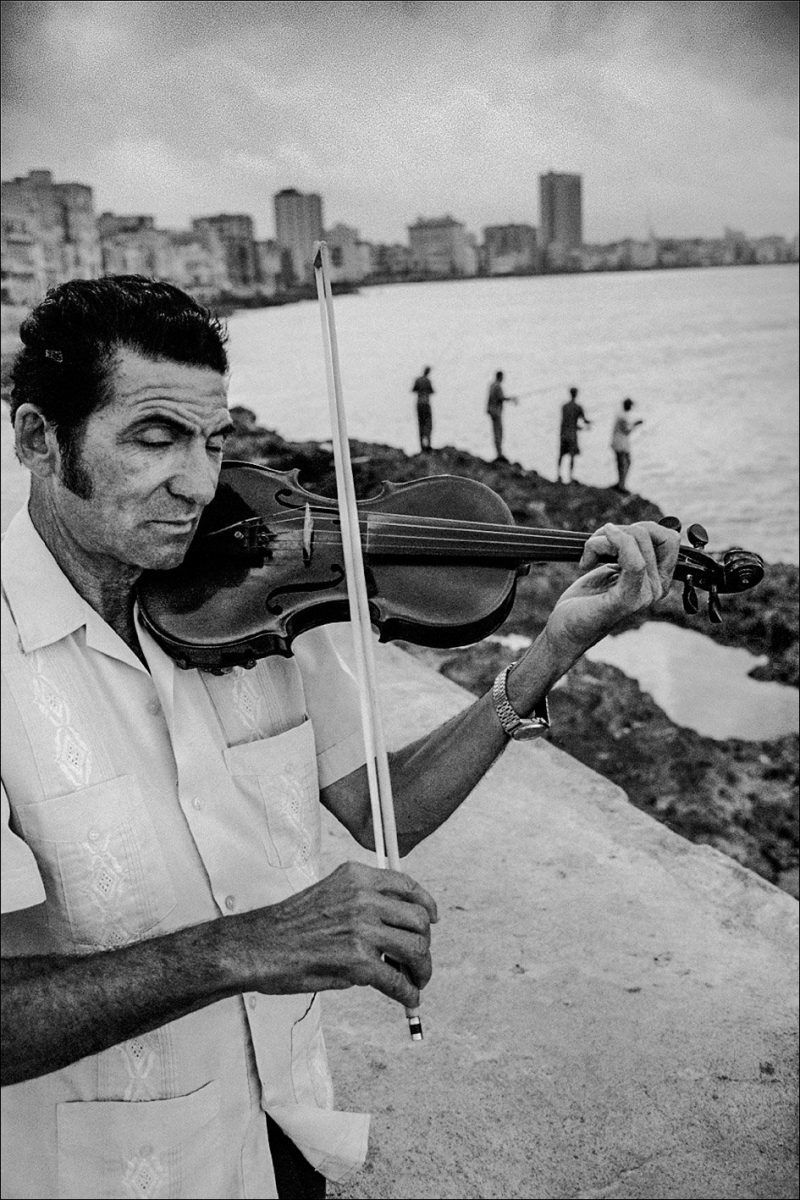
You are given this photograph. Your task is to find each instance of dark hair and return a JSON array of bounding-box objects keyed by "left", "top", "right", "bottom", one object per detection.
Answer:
[
  {"left": 623, "top": 397, "right": 634, "bottom": 411},
  {"left": 496, "top": 370, "right": 504, "bottom": 380},
  {"left": 10, "top": 276, "right": 229, "bottom": 454},
  {"left": 569, "top": 386, "right": 578, "bottom": 399}
]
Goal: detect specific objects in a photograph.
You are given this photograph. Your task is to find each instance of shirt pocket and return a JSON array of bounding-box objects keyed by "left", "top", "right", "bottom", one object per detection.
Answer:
[
  {"left": 16, "top": 774, "right": 177, "bottom": 952},
  {"left": 223, "top": 720, "right": 321, "bottom": 873},
  {"left": 56, "top": 1080, "right": 224, "bottom": 1199}
]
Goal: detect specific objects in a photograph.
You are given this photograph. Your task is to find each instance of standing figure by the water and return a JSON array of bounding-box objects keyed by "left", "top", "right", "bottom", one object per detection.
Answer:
[
  {"left": 558, "top": 386, "right": 591, "bottom": 483},
  {"left": 610, "top": 397, "right": 643, "bottom": 493},
  {"left": 486, "top": 370, "right": 518, "bottom": 463},
  {"left": 411, "top": 366, "right": 435, "bottom": 453}
]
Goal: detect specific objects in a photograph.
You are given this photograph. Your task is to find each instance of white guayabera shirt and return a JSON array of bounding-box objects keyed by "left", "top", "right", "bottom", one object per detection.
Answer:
[{"left": 1, "top": 506, "right": 370, "bottom": 1200}]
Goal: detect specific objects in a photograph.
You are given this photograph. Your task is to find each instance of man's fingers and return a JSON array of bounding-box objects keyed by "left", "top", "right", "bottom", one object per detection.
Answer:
[
  {"left": 371, "top": 867, "right": 439, "bottom": 924},
  {"left": 580, "top": 522, "right": 679, "bottom": 600},
  {"left": 626, "top": 524, "right": 663, "bottom": 599},
  {"left": 380, "top": 924, "right": 434, "bottom": 996},
  {"left": 373, "top": 953, "right": 427, "bottom": 1009}
]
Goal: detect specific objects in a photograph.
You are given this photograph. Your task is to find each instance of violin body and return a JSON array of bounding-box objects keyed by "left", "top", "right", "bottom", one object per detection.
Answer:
[
  {"left": 138, "top": 463, "right": 524, "bottom": 670},
  {"left": 137, "top": 461, "right": 765, "bottom": 673}
]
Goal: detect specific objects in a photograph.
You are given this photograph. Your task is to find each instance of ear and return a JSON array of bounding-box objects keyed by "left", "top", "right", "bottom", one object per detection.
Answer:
[{"left": 14, "top": 404, "right": 62, "bottom": 479}]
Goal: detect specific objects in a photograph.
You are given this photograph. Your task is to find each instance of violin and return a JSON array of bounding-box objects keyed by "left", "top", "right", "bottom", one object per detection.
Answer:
[{"left": 137, "top": 460, "right": 765, "bottom": 674}]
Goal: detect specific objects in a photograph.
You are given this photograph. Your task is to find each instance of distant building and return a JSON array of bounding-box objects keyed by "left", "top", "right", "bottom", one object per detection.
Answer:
[
  {"left": 325, "top": 223, "right": 370, "bottom": 284},
  {"left": 370, "top": 242, "right": 413, "bottom": 279},
  {"left": 166, "top": 229, "right": 229, "bottom": 302},
  {"left": 407, "top": 215, "right": 477, "bottom": 277},
  {"left": 98, "top": 214, "right": 166, "bottom": 277},
  {"left": 254, "top": 239, "right": 282, "bottom": 296},
  {"left": 98, "top": 214, "right": 229, "bottom": 300},
  {"left": 1, "top": 208, "right": 46, "bottom": 306},
  {"left": 751, "top": 235, "right": 792, "bottom": 265},
  {"left": 656, "top": 237, "right": 737, "bottom": 269},
  {"left": 539, "top": 172, "right": 583, "bottom": 267},
  {"left": 579, "top": 238, "right": 658, "bottom": 272},
  {"left": 1, "top": 169, "right": 100, "bottom": 304},
  {"left": 192, "top": 214, "right": 259, "bottom": 293},
  {"left": 483, "top": 224, "right": 538, "bottom": 274},
  {"left": 273, "top": 188, "right": 324, "bottom": 285}
]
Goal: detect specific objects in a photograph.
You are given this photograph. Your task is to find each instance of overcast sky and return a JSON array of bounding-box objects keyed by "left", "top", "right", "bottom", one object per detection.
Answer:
[{"left": 2, "top": 0, "right": 798, "bottom": 244}]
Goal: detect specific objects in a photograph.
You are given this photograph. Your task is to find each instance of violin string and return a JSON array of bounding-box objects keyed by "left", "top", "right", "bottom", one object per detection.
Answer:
[
  {"left": 210, "top": 532, "right": 696, "bottom": 573},
  {"left": 225, "top": 532, "right": 588, "bottom": 561},
  {"left": 258, "top": 506, "right": 591, "bottom": 540},
  {"left": 220, "top": 514, "right": 592, "bottom": 548},
  {"left": 248, "top": 530, "right": 590, "bottom": 552}
]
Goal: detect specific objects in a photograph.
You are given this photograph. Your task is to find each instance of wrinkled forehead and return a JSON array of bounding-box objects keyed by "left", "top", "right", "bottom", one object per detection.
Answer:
[{"left": 103, "top": 347, "right": 229, "bottom": 422}]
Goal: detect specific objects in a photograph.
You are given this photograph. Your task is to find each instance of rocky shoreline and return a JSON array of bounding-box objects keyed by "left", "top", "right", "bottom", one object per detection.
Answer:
[{"left": 224, "top": 411, "right": 799, "bottom": 898}]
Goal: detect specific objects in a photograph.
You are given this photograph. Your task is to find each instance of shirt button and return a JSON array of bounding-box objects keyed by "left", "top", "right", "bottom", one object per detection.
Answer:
[
  {"left": 225, "top": 895, "right": 236, "bottom": 912},
  {"left": 191, "top": 797, "right": 202, "bottom": 810},
  {"left": 88, "top": 828, "right": 100, "bottom": 841},
  {"left": 248, "top": 996, "right": 257, "bottom": 1010}
]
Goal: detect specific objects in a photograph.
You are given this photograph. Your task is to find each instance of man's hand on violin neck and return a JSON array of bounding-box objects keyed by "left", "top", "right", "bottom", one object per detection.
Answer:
[
  {"left": 233, "top": 862, "right": 438, "bottom": 1010},
  {"left": 536, "top": 521, "right": 681, "bottom": 669}
]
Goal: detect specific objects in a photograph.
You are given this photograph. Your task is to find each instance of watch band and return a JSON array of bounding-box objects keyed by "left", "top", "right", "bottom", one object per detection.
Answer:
[{"left": 491, "top": 662, "right": 551, "bottom": 741}]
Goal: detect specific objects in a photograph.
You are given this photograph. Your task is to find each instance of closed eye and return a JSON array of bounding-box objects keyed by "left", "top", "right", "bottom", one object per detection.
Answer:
[{"left": 138, "top": 430, "right": 177, "bottom": 447}]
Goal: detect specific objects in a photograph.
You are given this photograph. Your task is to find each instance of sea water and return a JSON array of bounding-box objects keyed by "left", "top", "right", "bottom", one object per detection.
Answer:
[
  {"left": 222, "top": 265, "right": 798, "bottom": 740},
  {"left": 225, "top": 263, "right": 799, "bottom": 565}
]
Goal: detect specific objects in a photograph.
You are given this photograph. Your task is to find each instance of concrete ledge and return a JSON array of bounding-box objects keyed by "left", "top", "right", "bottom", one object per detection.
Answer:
[{"left": 321, "top": 635, "right": 799, "bottom": 1200}]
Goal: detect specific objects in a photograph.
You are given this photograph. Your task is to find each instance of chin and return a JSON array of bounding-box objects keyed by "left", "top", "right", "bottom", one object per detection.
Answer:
[{"left": 134, "top": 543, "right": 193, "bottom": 572}]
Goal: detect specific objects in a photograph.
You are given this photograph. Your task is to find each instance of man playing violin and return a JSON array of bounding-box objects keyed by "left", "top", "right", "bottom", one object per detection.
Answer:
[{"left": 1, "top": 277, "right": 679, "bottom": 1200}]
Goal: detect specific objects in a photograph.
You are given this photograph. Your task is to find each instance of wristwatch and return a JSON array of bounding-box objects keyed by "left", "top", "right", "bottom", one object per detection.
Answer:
[{"left": 491, "top": 662, "right": 551, "bottom": 741}]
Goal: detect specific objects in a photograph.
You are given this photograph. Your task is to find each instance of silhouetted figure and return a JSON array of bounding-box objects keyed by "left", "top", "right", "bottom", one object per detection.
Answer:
[
  {"left": 411, "top": 366, "right": 435, "bottom": 452},
  {"left": 611, "top": 397, "right": 643, "bottom": 493},
  {"left": 558, "top": 386, "right": 591, "bottom": 482},
  {"left": 486, "top": 370, "right": 518, "bottom": 462}
]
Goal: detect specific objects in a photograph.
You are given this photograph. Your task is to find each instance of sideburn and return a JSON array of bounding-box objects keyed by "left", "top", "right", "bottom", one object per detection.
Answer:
[{"left": 58, "top": 431, "right": 94, "bottom": 500}]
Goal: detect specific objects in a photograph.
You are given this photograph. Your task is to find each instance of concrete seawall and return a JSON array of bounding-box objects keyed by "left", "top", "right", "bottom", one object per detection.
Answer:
[{"left": 321, "top": 632, "right": 799, "bottom": 1200}]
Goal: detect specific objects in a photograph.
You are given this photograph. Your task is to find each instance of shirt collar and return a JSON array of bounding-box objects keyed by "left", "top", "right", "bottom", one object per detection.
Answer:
[{"left": 1, "top": 505, "right": 146, "bottom": 672}]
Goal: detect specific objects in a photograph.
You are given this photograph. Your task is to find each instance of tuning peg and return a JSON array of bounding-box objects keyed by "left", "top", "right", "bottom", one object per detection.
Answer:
[
  {"left": 707, "top": 587, "right": 723, "bottom": 623},
  {"left": 682, "top": 579, "right": 699, "bottom": 614},
  {"left": 687, "top": 523, "right": 709, "bottom": 549},
  {"left": 659, "top": 516, "right": 682, "bottom": 532}
]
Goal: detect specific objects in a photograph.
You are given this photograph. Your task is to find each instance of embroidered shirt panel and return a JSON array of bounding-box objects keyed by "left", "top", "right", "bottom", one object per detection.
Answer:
[{"left": 1, "top": 507, "right": 370, "bottom": 1199}]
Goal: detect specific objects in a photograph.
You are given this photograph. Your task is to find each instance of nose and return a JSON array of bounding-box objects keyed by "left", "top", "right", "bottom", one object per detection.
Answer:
[{"left": 167, "top": 442, "right": 220, "bottom": 509}]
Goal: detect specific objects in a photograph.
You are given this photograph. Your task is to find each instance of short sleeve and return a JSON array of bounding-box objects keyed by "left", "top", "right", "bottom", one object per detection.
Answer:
[
  {"left": 1, "top": 781, "right": 46, "bottom": 913},
  {"left": 292, "top": 627, "right": 367, "bottom": 788}
]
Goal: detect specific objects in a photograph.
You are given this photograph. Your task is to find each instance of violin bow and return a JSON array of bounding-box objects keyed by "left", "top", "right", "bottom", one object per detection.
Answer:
[{"left": 313, "top": 242, "right": 423, "bottom": 1041}]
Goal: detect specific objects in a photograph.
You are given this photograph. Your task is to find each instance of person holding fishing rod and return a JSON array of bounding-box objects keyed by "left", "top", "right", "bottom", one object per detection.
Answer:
[
  {"left": 486, "top": 369, "right": 519, "bottom": 462},
  {"left": 558, "top": 385, "right": 592, "bottom": 483}
]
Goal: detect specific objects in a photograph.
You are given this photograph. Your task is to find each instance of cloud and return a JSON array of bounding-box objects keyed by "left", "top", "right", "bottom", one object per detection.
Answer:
[{"left": 2, "top": 1, "right": 797, "bottom": 241}]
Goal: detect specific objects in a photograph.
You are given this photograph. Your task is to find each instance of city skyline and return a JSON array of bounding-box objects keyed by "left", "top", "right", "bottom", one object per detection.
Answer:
[{"left": 2, "top": 2, "right": 798, "bottom": 246}]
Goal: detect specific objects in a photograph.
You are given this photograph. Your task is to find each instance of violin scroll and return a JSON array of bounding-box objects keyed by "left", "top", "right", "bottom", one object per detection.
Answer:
[
  {"left": 659, "top": 517, "right": 765, "bottom": 621},
  {"left": 720, "top": 548, "right": 766, "bottom": 593}
]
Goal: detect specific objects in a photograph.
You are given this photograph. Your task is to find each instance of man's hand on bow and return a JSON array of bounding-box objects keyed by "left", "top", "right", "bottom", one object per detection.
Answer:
[{"left": 232, "top": 862, "right": 438, "bottom": 1010}]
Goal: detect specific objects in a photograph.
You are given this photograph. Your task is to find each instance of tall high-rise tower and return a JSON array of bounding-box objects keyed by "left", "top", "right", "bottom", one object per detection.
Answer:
[
  {"left": 273, "top": 188, "right": 324, "bottom": 284},
  {"left": 539, "top": 172, "right": 583, "bottom": 261}
]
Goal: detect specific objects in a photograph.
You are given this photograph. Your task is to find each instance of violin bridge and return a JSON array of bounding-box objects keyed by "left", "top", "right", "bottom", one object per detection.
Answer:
[{"left": 303, "top": 502, "right": 314, "bottom": 566}]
